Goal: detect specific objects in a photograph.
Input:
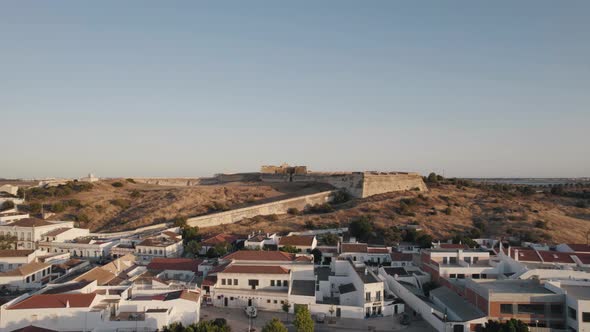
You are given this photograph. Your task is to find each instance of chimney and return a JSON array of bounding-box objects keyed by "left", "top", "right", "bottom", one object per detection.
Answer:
[{"left": 66, "top": 300, "right": 70, "bottom": 308}]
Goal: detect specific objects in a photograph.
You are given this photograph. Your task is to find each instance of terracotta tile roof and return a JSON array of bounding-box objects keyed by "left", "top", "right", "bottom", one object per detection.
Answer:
[
  {"left": 341, "top": 243, "right": 368, "bottom": 253},
  {"left": 367, "top": 247, "right": 389, "bottom": 254},
  {"left": 510, "top": 248, "right": 542, "bottom": 262},
  {"left": 439, "top": 243, "right": 469, "bottom": 249},
  {"left": 537, "top": 251, "right": 576, "bottom": 264},
  {"left": 9, "top": 218, "right": 54, "bottom": 227},
  {"left": 222, "top": 265, "right": 290, "bottom": 274},
  {"left": 147, "top": 258, "right": 202, "bottom": 272},
  {"left": 202, "top": 233, "right": 238, "bottom": 246},
  {"left": 247, "top": 234, "right": 267, "bottom": 242},
  {"left": 279, "top": 235, "right": 315, "bottom": 247},
  {"left": 566, "top": 244, "right": 590, "bottom": 253},
  {"left": 11, "top": 326, "right": 58, "bottom": 332},
  {"left": 0, "top": 262, "right": 50, "bottom": 277},
  {"left": 0, "top": 250, "right": 34, "bottom": 257},
  {"left": 42, "top": 228, "right": 71, "bottom": 237},
  {"left": 74, "top": 267, "right": 117, "bottom": 285},
  {"left": 8, "top": 293, "right": 97, "bottom": 310},
  {"left": 575, "top": 253, "right": 590, "bottom": 265},
  {"left": 202, "top": 276, "right": 217, "bottom": 286},
  {"left": 222, "top": 250, "right": 298, "bottom": 261},
  {"left": 391, "top": 252, "right": 414, "bottom": 261}
]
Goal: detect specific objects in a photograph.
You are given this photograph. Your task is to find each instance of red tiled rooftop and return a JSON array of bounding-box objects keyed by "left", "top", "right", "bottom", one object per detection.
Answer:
[
  {"left": 439, "top": 243, "right": 469, "bottom": 249},
  {"left": 367, "top": 247, "right": 389, "bottom": 254},
  {"left": 8, "top": 293, "right": 97, "bottom": 310},
  {"left": 222, "top": 250, "right": 297, "bottom": 261},
  {"left": 222, "top": 265, "right": 290, "bottom": 274},
  {"left": 202, "top": 233, "right": 238, "bottom": 246},
  {"left": 341, "top": 243, "right": 368, "bottom": 253},
  {"left": 537, "top": 251, "right": 576, "bottom": 264},
  {"left": 566, "top": 244, "right": 590, "bottom": 253},
  {"left": 9, "top": 218, "right": 55, "bottom": 227},
  {"left": 147, "top": 258, "right": 202, "bottom": 272},
  {"left": 279, "top": 235, "right": 315, "bottom": 247},
  {"left": 0, "top": 250, "right": 34, "bottom": 258},
  {"left": 391, "top": 252, "right": 413, "bottom": 261},
  {"left": 510, "top": 248, "right": 542, "bottom": 262}
]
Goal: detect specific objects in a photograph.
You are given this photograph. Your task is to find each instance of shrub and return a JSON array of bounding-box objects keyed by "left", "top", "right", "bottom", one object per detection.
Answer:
[
  {"left": 293, "top": 306, "right": 314, "bottom": 332},
  {"left": 262, "top": 318, "right": 288, "bottom": 332},
  {"left": 287, "top": 207, "right": 300, "bottom": 215},
  {"left": 576, "top": 200, "right": 589, "bottom": 209},
  {"left": 0, "top": 201, "right": 15, "bottom": 212},
  {"left": 208, "top": 201, "right": 229, "bottom": 213},
  {"left": 443, "top": 207, "right": 452, "bottom": 215},
  {"left": 110, "top": 199, "right": 131, "bottom": 209},
  {"left": 320, "top": 233, "right": 339, "bottom": 246},
  {"left": 130, "top": 190, "right": 142, "bottom": 198},
  {"left": 266, "top": 214, "right": 279, "bottom": 221},
  {"left": 534, "top": 220, "right": 548, "bottom": 229},
  {"left": 306, "top": 203, "right": 334, "bottom": 214},
  {"left": 349, "top": 216, "right": 373, "bottom": 240},
  {"left": 125, "top": 178, "right": 136, "bottom": 183},
  {"left": 50, "top": 202, "right": 66, "bottom": 213},
  {"left": 331, "top": 190, "right": 351, "bottom": 204},
  {"left": 304, "top": 220, "right": 315, "bottom": 229},
  {"left": 111, "top": 182, "right": 124, "bottom": 188},
  {"left": 280, "top": 245, "right": 299, "bottom": 253}
]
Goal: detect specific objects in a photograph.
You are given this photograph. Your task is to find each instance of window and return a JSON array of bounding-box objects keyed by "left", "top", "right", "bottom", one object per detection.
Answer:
[
  {"left": 230, "top": 297, "right": 234, "bottom": 301},
  {"left": 283, "top": 280, "right": 288, "bottom": 287},
  {"left": 271, "top": 280, "right": 275, "bottom": 287},
  {"left": 464, "top": 257, "right": 471, "bottom": 263},
  {"left": 8, "top": 264, "right": 12, "bottom": 270},
  {"left": 582, "top": 312, "right": 590, "bottom": 323},
  {"left": 472, "top": 274, "right": 480, "bottom": 279},
  {"left": 569, "top": 306, "right": 577, "bottom": 320},
  {"left": 500, "top": 304, "right": 513, "bottom": 314},
  {"left": 228, "top": 279, "right": 232, "bottom": 285},
  {"left": 267, "top": 299, "right": 271, "bottom": 303},
  {"left": 248, "top": 279, "right": 259, "bottom": 290},
  {"left": 234, "top": 279, "right": 238, "bottom": 285},
  {"left": 517, "top": 304, "right": 544, "bottom": 315},
  {"left": 473, "top": 257, "right": 479, "bottom": 264},
  {"left": 376, "top": 291, "right": 381, "bottom": 301},
  {"left": 457, "top": 274, "right": 465, "bottom": 279},
  {"left": 221, "top": 279, "right": 226, "bottom": 285},
  {"left": 449, "top": 257, "right": 457, "bottom": 264},
  {"left": 366, "top": 292, "right": 371, "bottom": 302},
  {"left": 443, "top": 257, "right": 448, "bottom": 264},
  {"left": 551, "top": 304, "right": 563, "bottom": 315},
  {"left": 449, "top": 274, "right": 456, "bottom": 279},
  {"left": 277, "top": 280, "right": 282, "bottom": 287},
  {"left": 481, "top": 274, "right": 487, "bottom": 279}
]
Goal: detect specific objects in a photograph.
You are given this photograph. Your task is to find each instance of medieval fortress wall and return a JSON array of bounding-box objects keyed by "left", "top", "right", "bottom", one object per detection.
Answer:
[{"left": 133, "top": 165, "right": 427, "bottom": 199}]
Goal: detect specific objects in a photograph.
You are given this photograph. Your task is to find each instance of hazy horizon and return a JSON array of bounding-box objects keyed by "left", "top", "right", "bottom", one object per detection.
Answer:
[{"left": 2, "top": 1, "right": 589, "bottom": 179}]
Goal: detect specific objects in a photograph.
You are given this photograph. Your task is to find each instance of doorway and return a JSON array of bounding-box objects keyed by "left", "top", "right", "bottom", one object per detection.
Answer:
[
  {"left": 224, "top": 298, "right": 228, "bottom": 307},
  {"left": 248, "top": 299, "right": 253, "bottom": 306}
]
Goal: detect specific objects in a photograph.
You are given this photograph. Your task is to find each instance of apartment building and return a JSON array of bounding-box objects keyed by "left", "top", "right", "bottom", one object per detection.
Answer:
[
  {"left": 0, "top": 218, "right": 74, "bottom": 249},
  {"left": 0, "top": 279, "right": 201, "bottom": 332},
  {"left": 135, "top": 232, "right": 183, "bottom": 263},
  {"left": 339, "top": 243, "right": 391, "bottom": 265}
]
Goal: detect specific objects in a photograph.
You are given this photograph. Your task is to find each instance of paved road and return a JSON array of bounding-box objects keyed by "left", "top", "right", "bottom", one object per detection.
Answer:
[{"left": 200, "top": 306, "right": 434, "bottom": 332}]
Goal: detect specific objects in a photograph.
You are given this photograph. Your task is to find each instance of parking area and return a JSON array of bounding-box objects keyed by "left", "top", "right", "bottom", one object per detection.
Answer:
[{"left": 199, "top": 305, "right": 435, "bottom": 332}]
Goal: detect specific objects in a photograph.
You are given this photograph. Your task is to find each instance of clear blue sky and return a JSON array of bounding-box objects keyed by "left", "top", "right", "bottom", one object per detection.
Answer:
[{"left": 1, "top": 1, "right": 589, "bottom": 178}]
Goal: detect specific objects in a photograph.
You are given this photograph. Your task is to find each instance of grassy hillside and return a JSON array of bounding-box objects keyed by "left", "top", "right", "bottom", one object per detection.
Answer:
[
  {"left": 204, "top": 182, "right": 590, "bottom": 245},
  {"left": 20, "top": 180, "right": 328, "bottom": 232}
]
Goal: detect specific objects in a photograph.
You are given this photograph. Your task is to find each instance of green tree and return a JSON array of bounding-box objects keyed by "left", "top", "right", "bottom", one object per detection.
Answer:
[
  {"left": 0, "top": 201, "right": 15, "bottom": 211},
  {"left": 282, "top": 301, "right": 291, "bottom": 323},
  {"left": 261, "top": 318, "right": 288, "bottom": 332},
  {"left": 185, "top": 240, "right": 202, "bottom": 257},
  {"left": 279, "top": 245, "right": 299, "bottom": 253},
  {"left": 482, "top": 319, "right": 528, "bottom": 332},
  {"left": 0, "top": 234, "right": 17, "bottom": 250},
  {"left": 320, "top": 233, "right": 339, "bottom": 246},
  {"left": 182, "top": 226, "right": 200, "bottom": 243},
  {"left": 427, "top": 172, "right": 438, "bottom": 183},
  {"left": 293, "top": 306, "right": 314, "bottom": 332},
  {"left": 349, "top": 216, "right": 373, "bottom": 240},
  {"left": 311, "top": 248, "right": 322, "bottom": 264}
]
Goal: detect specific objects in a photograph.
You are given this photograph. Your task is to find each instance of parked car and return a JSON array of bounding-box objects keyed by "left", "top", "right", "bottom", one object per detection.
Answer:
[
  {"left": 244, "top": 306, "right": 257, "bottom": 318},
  {"left": 315, "top": 313, "right": 326, "bottom": 323}
]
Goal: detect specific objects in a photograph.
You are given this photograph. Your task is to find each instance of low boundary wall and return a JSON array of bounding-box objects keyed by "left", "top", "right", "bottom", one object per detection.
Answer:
[{"left": 186, "top": 191, "right": 334, "bottom": 228}]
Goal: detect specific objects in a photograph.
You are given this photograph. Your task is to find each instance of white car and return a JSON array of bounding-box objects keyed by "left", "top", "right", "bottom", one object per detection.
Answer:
[{"left": 244, "top": 306, "right": 257, "bottom": 318}]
